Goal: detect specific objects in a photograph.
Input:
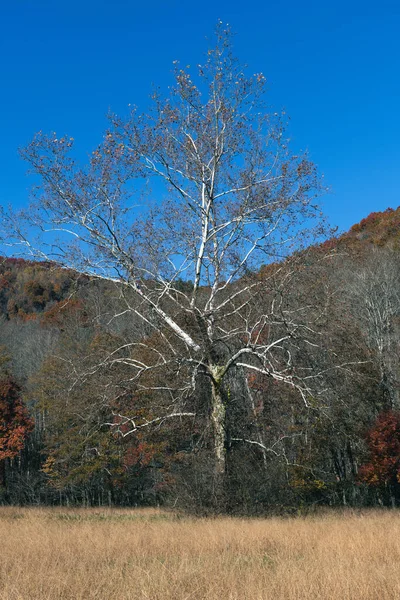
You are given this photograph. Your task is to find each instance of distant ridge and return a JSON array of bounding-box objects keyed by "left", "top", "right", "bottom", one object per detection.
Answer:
[
  {"left": 340, "top": 206, "right": 400, "bottom": 248},
  {"left": 317, "top": 206, "right": 400, "bottom": 255}
]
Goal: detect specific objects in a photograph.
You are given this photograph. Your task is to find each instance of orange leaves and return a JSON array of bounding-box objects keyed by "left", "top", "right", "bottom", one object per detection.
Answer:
[
  {"left": 345, "top": 207, "right": 400, "bottom": 249},
  {"left": 41, "top": 298, "right": 86, "bottom": 328},
  {"left": 0, "top": 377, "right": 33, "bottom": 462},
  {"left": 0, "top": 257, "right": 76, "bottom": 321}
]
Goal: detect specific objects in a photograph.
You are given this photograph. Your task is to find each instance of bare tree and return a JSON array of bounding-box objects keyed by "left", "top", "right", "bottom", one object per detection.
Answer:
[
  {"left": 346, "top": 247, "right": 400, "bottom": 408},
  {"left": 2, "top": 24, "right": 326, "bottom": 500}
]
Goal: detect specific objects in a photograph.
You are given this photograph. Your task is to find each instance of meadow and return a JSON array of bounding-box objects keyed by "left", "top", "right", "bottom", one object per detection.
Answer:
[{"left": 0, "top": 507, "right": 398, "bottom": 599}]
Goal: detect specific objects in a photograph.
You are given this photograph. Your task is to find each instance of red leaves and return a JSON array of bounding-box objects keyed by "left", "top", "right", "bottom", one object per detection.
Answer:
[
  {"left": 123, "top": 441, "right": 157, "bottom": 469},
  {"left": 358, "top": 411, "right": 400, "bottom": 487},
  {"left": 0, "top": 377, "right": 33, "bottom": 461}
]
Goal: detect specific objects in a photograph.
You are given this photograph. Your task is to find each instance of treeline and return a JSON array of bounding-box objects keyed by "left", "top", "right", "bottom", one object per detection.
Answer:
[{"left": 0, "top": 208, "right": 399, "bottom": 513}]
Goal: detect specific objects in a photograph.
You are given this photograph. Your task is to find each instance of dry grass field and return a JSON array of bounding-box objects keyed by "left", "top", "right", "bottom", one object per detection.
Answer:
[{"left": 0, "top": 507, "right": 398, "bottom": 599}]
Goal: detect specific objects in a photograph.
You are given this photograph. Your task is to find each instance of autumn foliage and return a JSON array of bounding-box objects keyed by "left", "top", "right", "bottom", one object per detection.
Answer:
[
  {"left": 0, "top": 377, "right": 33, "bottom": 481},
  {"left": 358, "top": 411, "right": 400, "bottom": 489},
  {"left": 0, "top": 256, "right": 78, "bottom": 321}
]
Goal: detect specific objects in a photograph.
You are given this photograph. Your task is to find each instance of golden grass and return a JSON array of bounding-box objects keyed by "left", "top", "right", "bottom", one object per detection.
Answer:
[{"left": 0, "top": 507, "right": 398, "bottom": 599}]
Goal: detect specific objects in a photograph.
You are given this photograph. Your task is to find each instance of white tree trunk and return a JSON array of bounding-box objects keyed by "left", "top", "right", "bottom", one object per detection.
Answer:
[{"left": 210, "top": 366, "right": 226, "bottom": 496}]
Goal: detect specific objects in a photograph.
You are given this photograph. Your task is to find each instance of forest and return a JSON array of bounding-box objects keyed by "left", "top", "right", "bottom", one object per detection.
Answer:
[{"left": 0, "top": 205, "right": 399, "bottom": 512}]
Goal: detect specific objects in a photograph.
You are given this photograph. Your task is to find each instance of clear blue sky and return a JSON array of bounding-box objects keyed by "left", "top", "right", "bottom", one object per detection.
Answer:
[{"left": 1, "top": 0, "right": 399, "bottom": 233}]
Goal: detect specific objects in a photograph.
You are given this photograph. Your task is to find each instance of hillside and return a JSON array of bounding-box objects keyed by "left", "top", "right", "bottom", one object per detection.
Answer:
[
  {"left": 0, "top": 258, "right": 82, "bottom": 321},
  {"left": 318, "top": 206, "right": 400, "bottom": 254},
  {"left": 0, "top": 207, "right": 398, "bottom": 510},
  {"left": 1, "top": 205, "right": 398, "bottom": 323},
  {"left": 345, "top": 206, "right": 400, "bottom": 247}
]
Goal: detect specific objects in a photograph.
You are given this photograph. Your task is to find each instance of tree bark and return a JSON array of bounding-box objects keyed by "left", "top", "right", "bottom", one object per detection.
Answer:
[{"left": 210, "top": 367, "right": 226, "bottom": 505}]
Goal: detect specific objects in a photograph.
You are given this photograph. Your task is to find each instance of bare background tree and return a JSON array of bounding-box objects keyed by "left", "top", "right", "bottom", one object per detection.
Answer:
[{"left": 345, "top": 248, "right": 400, "bottom": 409}]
